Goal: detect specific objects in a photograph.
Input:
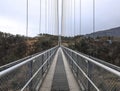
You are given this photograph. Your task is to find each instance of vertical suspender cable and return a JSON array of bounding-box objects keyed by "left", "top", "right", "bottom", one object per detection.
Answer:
[
  {"left": 65, "top": 0, "right": 67, "bottom": 36},
  {"left": 74, "top": 0, "right": 75, "bottom": 37},
  {"left": 70, "top": 0, "right": 72, "bottom": 37},
  {"left": 61, "top": 0, "right": 64, "bottom": 45},
  {"left": 93, "top": 0, "right": 95, "bottom": 39},
  {"left": 50, "top": 0, "right": 52, "bottom": 35},
  {"left": 45, "top": 0, "right": 47, "bottom": 34},
  {"left": 54, "top": 0, "right": 55, "bottom": 35},
  {"left": 64, "top": 0, "right": 67, "bottom": 36},
  {"left": 53, "top": 0, "right": 54, "bottom": 35},
  {"left": 80, "top": 0, "right": 81, "bottom": 36},
  {"left": 46, "top": 0, "right": 48, "bottom": 34},
  {"left": 62, "top": 0, "right": 64, "bottom": 37},
  {"left": 47, "top": 0, "right": 48, "bottom": 34},
  {"left": 54, "top": 0, "right": 56, "bottom": 35},
  {"left": 71, "top": 0, "right": 73, "bottom": 37},
  {"left": 39, "top": 0, "right": 41, "bottom": 35},
  {"left": 93, "top": 0, "right": 96, "bottom": 57},
  {"left": 61, "top": 0, "right": 63, "bottom": 36},
  {"left": 57, "top": 0, "right": 59, "bottom": 36},
  {"left": 68, "top": 0, "right": 70, "bottom": 37},
  {"left": 66, "top": 0, "right": 68, "bottom": 37},
  {"left": 53, "top": 0, "right": 55, "bottom": 35},
  {"left": 54, "top": 0, "right": 57, "bottom": 35},
  {"left": 26, "top": 0, "right": 28, "bottom": 37},
  {"left": 63, "top": 0, "right": 65, "bottom": 36},
  {"left": 69, "top": 0, "right": 71, "bottom": 37},
  {"left": 52, "top": 0, "right": 54, "bottom": 35},
  {"left": 57, "top": 0, "right": 60, "bottom": 45}
]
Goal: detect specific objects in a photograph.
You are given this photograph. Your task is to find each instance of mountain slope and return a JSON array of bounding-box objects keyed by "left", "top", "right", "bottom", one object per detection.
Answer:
[{"left": 86, "top": 27, "right": 120, "bottom": 37}]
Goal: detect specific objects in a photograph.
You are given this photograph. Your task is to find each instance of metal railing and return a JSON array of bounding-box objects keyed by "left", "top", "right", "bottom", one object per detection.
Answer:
[
  {"left": 0, "top": 46, "right": 58, "bottom": 91},
  {"left": 0, "top": 49, "right": 50, "bottom": 71},
  {"left": 62, "top": 46, "right": 120, "bottom": 91},
  {"left": 75, "top": 50, "right": 120, "bottom": 72}
]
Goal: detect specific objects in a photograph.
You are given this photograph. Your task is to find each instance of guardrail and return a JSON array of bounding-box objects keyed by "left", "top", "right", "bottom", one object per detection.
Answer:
[
  {"left": 0, "top": 46, "right": 58, "bottom": 91},
  {"left": 62, "top": 46, "right": 120, "bottom": 91},
  {"left": 0, "top": 49, "right": 49, "bottom": 71},
  {"left": 75, "top": 50, "right": 120, "bottom": 72}
]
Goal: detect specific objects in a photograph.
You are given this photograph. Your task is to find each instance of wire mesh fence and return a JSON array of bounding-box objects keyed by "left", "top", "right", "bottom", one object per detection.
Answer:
[
  {"left": 0, "top": 46, "right": 58, "bottom": 91},
  {"left": 0, "top": 51, "right": 43, "bottom": 72},
  {"left": 62, "top": 46, "right": 120, "bottom": 91}
]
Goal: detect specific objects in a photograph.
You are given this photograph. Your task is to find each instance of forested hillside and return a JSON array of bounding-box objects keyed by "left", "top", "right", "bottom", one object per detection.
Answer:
[
  {"left": 0, "top": 31, "right": 120, "bottom": 67},
  {"left": 0, "top": 32, "right": 58, "bottom": 66},
  {"left": 62, "top": 36, "right": 120, "bottom": 66}
]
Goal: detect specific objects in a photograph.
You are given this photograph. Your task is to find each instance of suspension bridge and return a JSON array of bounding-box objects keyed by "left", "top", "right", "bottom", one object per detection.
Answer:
[{"left": 0, "top": 0, "right": 120, "bottom": 91}]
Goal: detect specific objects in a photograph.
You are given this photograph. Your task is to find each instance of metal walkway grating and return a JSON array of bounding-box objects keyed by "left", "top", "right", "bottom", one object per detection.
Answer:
[{"left": 51, "top": 50, "right": 69, "bottom": 91}]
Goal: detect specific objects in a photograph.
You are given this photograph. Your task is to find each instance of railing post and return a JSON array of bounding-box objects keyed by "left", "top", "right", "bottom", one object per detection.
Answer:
[
  {"left": 50, "top": 50, "right": 52, "bottom": 63},
  {"left": 76, "top": 55, "right": 79, "bottom": 77},
  {"left": 50, "top": 50, "right": 53, "bottom": 62},
  {"left": 87, "top": 61, "right": 92, "bottom": 91},
  {"left": 47, "top": 51, "right": 49, "bottom": 68},
  {"left": 66, "top": 50, "right": 69, "bottom": 63},
  {"left": 42, "top": 54, "right": 44, "bottom": 76},
  {"left": 28, "top": 61, "right": 33, "bottom": 91},
  {"left": 71, "top": 52, "right": 73, "bottom": 69},
  {"left": 68, "top": 50, "right": 70, "bottom": 64}
]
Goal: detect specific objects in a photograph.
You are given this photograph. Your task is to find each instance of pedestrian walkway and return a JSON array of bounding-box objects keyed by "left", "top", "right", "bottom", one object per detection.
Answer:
[
  {"left": 51, "top": 49, "right": 69, "bottom": 91},
  {"left": 40, "top": 48, "right": 80, "bottom": 91}
]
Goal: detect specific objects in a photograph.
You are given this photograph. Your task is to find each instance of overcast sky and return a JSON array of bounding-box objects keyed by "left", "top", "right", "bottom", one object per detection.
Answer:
[{"left": 0, "top": 0, "right": 120, "bottom": 37}]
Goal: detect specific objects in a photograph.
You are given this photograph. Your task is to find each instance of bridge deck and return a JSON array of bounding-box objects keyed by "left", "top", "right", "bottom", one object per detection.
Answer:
[{"left": 40, "top": 48, "right": 80, "bottom": 91}]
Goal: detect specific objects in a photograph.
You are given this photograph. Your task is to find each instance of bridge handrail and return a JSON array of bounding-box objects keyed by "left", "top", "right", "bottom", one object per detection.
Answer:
[
  {"left": 0, "top": 48, "right": 52, "bottom": 71},
  {"left": 62, "top": 46, "right": 120, "bottom": 77},
  {"left": 62, "top": 46, "right": 120, "bottom": 90},
  {"left": 21, "top": 48, "right": 57, "bottom": 91},
  {"left": 89, "top": 56, "right": 120, "bottom": 71},
  {"left": 0, "top": 46, "right": 58, "bottom": 78},
  {"left": 62, "top": 47, "right": 99, "bottom": 91},
  {"left": 0, "top": 56, "right": 31, "bottom": 71},
  {"left": 75, "top": 50, "right": 120, "bottom": 71}
]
